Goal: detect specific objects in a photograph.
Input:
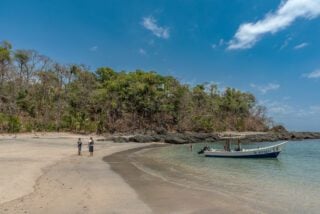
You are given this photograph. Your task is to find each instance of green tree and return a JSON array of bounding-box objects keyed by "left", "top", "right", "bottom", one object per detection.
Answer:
[
  {"left": 0, "top": 41, "right": 271, "bottom": 133},
  {"left": 0, "top": 41, "right": 12, "bottom": 90}
]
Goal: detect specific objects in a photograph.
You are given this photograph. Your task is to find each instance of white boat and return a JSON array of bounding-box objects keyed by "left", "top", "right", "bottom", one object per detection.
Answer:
[{"left": 199, "top": 136, "right": 288, "bottom": 158}]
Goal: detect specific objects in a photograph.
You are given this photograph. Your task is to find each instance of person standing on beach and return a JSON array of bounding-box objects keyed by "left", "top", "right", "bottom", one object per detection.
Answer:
[
  {"left": 77, "top": 138, "right": 82, "bottom": 155},
  {"left": 88, "top": 137, "right": 94, "bottom": 156}
]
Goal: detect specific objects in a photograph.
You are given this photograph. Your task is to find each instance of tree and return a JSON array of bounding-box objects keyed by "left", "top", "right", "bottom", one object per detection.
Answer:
[
  {"left": 0, "top": 40, "right": 271, "bottom": 133},
  {"left": 0, "top": 41, "right": 12, "bottom": 90}
]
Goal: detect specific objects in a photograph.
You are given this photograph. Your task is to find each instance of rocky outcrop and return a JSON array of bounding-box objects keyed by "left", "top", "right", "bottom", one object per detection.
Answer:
[
  {"left": 244, "top": 132, "right": 320, "bottom": 142},
  {"left": 102, "top": 131, "right": 320, "bottom": 144}
]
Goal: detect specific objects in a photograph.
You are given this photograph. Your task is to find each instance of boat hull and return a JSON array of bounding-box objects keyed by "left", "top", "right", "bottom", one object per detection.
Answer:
[
  {"left": 205, "top": 151, "right": 280, "bottom": 158},
  {"left": 203, "top": 141, "right": 287, "bottom": 158}
]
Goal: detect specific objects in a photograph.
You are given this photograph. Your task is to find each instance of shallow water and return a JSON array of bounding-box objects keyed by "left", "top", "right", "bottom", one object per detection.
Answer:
[{"left": 137, "top": 140, "right": 320, "bottom": 213}]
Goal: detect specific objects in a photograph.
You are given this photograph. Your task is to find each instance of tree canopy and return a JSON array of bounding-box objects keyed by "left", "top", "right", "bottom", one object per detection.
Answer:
[{"left": 0, "top": 41, "right": 270, "bottom": 133}]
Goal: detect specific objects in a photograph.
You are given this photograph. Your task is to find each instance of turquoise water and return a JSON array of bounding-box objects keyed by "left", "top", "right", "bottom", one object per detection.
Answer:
[{"left": 139, "top": 140, "right": 320, "bottom": 213}]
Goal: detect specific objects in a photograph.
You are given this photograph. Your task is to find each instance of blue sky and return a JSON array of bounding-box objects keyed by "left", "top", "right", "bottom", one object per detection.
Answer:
[{"left": 1, "top": 0, "right": 320, "bottom": 131}]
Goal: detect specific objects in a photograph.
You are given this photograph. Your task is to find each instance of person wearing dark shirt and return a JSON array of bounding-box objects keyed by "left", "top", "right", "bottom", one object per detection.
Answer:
[
  {"left": 77, "top": 138, "right": 82, "bottom": 155},
  {"left": 88, "top": 137, "right": 94, "bottom": 156}
]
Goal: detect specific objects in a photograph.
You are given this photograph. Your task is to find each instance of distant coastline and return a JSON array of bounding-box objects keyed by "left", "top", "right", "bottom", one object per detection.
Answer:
[
  {"left": 2, "top": 130, "right": 320, "bottom": 144},
  {"left": 101, "top": 131, "right": 320, "bottom": 144}
]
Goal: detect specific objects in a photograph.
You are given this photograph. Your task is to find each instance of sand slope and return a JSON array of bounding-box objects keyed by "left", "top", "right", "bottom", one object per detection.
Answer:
[{"left": 0, "top": 134, "right": 151, "bottom": 214}]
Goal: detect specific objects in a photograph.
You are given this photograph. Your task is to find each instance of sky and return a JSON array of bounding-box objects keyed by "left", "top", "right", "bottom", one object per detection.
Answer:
[{"left": 1, "top": 0, "right": 320, "bottom": 131}]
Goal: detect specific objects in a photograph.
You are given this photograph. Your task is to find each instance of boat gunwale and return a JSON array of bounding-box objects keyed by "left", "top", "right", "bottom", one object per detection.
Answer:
[
  {"left": 204, "top": 141, "right": 288, "bottom": 157},
  {"left": 207, "top": 141, "right": 287, "bottom": 152}
]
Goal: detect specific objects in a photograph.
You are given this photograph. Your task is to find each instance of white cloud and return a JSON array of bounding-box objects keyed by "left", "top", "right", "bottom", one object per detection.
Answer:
[
  {"left": 228, "top": 0, "right": 320, "bottom": 50},
  {"left": 90, "top": 46, "right": 98, "bottom": 51},
  {"left": 293, "top": 42, "right": 309, "bottom": 49},
  {"left": 250, "top": 83, "right": 280, "bottom": 94},
  {"left": 141, "top": 16, "right": 170, "bottom": 39},
  {"left": 304, "top": 69, "right": 320, "bottom": 78},
  {"left": 138, "top": 48, "right": 147, "bottom": 55}
]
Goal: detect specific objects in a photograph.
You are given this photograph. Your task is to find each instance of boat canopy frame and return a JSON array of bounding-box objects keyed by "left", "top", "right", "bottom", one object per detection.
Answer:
[{"left": 218, "top": 136, "right": 245, "bottom": 152}]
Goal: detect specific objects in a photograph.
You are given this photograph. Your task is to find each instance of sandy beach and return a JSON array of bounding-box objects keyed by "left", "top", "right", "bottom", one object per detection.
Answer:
[
  {"left": 0, "top": 133, "right": 152, "bottom": 213},
  {"left": 0, "top": 133, "right": 290, "bottom": 214},
  {"left": 0, "top": 133, "right": 256, "bottom": 214}
]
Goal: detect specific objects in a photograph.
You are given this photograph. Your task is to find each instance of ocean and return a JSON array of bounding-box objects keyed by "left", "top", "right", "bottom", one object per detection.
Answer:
[{"left": 135, "top": 140, "right": 320, "bottom": 213}]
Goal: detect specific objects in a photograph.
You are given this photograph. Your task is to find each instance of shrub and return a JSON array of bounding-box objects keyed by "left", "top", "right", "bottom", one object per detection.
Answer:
[{"left": 8, "top": 115, "right": 21, "bottom": 133}]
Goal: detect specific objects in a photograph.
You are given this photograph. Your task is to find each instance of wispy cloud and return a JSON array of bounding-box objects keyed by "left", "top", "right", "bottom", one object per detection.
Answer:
[
  {"left": 250, "top": 83, "right": 280, "bottom": 94},
  {"left": 260, "top": 99, "right": 294, "bottom": 115},
  {"left": 138, "top": 48, "right": 147, "bottom": 55},
  {"left": 211, "top": 44, "right": 217, "bottom": 49},
  {"left": 303, "top": 69, "right": 320, "bottom": 79},
  {"left": 141, "top": 16, "right": 170, "bottom": 39},
  {"left": 295, "top": 105, "right": 320, "bottom": 117},
  {"left": 309, "top": 105, "right": 320, "bottom": 114},
  {"left": 293, "top": 42, "right": 309, "bottom": 49},
  {"left": 259, "top": 99, "right": 320, "bottom": 130},
  {"left": 280, "top": 36, "right": 292, "bottom": 50},
  {"left": 228, "top": 0, "right": 320, "bottom": 50},
  {"left": 211, "top": 39, "right": 225, "bottom": 49},
  {"left": 90, "top": 46, "right": 98, "bottom": 52},
  {"left": 262, "top": 100, "right": 320, "bottom": 117}
]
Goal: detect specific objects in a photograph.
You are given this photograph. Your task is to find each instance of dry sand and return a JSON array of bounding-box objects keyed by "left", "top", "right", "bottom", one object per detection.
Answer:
[{"left": 0, "top": 133, "right": 152, "bottom": 213}]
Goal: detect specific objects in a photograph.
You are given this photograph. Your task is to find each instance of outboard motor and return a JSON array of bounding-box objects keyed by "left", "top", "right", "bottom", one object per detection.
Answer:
[
  {"left": 198, "top": 149, "right": 205, "bottom": 154},
  {"left": 198, "top": 146, "right": 209, "bottom": 154}
]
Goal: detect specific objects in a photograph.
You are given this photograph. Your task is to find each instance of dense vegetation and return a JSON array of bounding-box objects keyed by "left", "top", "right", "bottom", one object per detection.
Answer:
[{"left": 0, "top": 41, "right": 270, "bottom": 133}]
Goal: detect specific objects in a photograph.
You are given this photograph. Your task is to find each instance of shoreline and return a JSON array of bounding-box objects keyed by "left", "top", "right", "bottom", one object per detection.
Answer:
[
  {"left": 104, "top": 145, "right": 260, "bottom": 214},
  {"left": 1, "top": 133, "right": 319, "bottom": 213},
  {"left": 101, "top": 131, "right": 320, "bottom": 144},
  {"left": 104, "top": 142, "right": 320, "bottom": 214},
  {"left": 1, "top": 130, "right": 320, "bottom": 145}
]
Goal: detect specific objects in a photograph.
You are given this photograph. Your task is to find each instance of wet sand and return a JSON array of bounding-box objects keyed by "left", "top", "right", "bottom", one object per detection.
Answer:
[{"left": 104, "top": 145, "right": 257, "bottom": 214}]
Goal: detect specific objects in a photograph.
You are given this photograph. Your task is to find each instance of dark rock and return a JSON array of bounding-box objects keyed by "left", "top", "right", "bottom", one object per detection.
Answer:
[
  {"left": 271, "top": 125, "right": 288, "bottom": 133},
  {"left": 155, "top": 127, "right": 167, "bottom": 135},
  {"left": 151, "top": 134, "right": 164, "bottom": 142},
  {"left": 164, "top": 134, "right": 188, "bottom": 144},
  {"left": 112, "top": 137, "right": 129, "bottom": 143},
  {"left": 128, "top": 135, "right": 157, "bottom": 143},
  {"left": 188, "top": 133, "right": 217, "bottom": 141},
  {"left": 106, "top": 131, "right": 320, "bottom": 144}
]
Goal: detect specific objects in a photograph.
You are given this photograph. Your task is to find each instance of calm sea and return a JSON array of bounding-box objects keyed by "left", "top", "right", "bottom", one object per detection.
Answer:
[{"left": 136, "top": 140, "right": 320, "bottom": 213}]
